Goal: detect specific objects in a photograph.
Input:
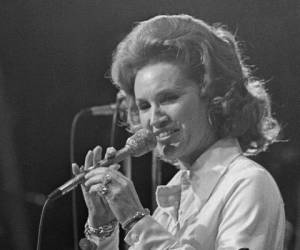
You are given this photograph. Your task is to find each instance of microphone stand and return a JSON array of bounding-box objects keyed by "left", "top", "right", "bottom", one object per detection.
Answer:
[
  {"left": 70, "top": 109, "right": 89, "bottom": 250},
  {"left": 110, "top": 91, "right": 123, "bottom": 146}
]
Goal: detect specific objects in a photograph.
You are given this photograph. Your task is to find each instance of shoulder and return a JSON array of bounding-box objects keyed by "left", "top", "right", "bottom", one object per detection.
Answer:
[
  {"left": 216, "top": 157, "right": 285, "bottom": 248},
  {"left": 227, "top": 155, "right": 277, "bottom": 186},
  {"left": 221, "top": 155, "right": 283, "bottom": 205}
]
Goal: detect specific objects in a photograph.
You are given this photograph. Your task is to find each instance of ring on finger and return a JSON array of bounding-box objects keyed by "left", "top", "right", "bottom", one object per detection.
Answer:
[{"left": 97, "top": 184, "right": 109, "bottom": 196}]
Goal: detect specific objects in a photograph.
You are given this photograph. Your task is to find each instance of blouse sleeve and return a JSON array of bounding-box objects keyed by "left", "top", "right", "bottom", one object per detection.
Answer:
[
  {"left": 216, "top": 168, "right": 285, "bottom": 250},
  {"left": 124, "top": 215, "right": 198, "bottom": 250}
]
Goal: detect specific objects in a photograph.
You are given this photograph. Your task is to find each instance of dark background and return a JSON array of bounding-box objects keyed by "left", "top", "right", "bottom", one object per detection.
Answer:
[{"left": 0, "top": 0, "right": 299, "bottom": 249}]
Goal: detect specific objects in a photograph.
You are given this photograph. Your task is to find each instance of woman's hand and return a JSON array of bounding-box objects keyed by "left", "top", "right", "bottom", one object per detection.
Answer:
[
  {"left": 72, "top": 146, "right": 119, "bottom": 227},
  {"left": 84, "top": 160, "right": 145, "bottom": 226}
]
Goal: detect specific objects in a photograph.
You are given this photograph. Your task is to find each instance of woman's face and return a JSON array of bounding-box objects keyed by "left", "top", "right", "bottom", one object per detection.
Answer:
[{"left": 134, "top": 62, "right": 216, "bottom": 165}]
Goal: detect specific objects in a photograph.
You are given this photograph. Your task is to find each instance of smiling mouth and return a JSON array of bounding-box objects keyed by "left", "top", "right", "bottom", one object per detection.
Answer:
[{"left": 156, "top": 128, "right": 180, "bottom": 142}]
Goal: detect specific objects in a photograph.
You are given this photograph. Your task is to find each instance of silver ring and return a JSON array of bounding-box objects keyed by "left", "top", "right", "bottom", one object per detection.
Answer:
[{"left": 97, "top": 184, "right": 109, "bottom": 196}]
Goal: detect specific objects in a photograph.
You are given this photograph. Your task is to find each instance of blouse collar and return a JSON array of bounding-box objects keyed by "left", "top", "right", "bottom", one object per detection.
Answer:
[
  {"left": 156, "top": 137, "right": 242, "bottom": 209},
  {"left": 187, "top": 137, "right": 242, "bottom": 201}
]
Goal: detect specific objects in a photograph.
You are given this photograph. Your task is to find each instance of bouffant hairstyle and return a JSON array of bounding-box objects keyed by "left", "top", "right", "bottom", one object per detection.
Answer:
[{"left": 111, "top": 14, "right": 280, "bottom": 155}]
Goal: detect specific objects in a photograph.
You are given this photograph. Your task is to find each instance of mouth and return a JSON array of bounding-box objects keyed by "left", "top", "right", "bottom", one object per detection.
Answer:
[{"left": 155, "top": 127, "right": 181, "bottom": 143}]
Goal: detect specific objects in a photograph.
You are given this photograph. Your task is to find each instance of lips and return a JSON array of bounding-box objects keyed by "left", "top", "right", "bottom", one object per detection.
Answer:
[{"left": 155, "top": 127, "right": 181, "bottom": 143}]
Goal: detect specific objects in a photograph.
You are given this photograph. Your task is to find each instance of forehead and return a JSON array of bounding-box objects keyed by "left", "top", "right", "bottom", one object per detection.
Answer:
[{"left": 134, "top": 62, "right": 197, "bottom": 97}]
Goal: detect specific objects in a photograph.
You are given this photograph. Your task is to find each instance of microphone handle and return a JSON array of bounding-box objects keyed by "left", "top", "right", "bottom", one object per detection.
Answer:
[{"left": 48, "top": 145, "right": 132, "bottom": 200}]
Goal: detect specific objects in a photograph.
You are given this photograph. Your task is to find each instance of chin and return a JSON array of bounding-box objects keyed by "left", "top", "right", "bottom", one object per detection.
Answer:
[{"left": 157, "top": 142, "right": 184, "bottom": 161}]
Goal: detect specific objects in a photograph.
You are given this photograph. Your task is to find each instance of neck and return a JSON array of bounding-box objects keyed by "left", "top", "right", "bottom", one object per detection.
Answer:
[{"left": 179, "top": 131, "right": 218, "bottom": 167}]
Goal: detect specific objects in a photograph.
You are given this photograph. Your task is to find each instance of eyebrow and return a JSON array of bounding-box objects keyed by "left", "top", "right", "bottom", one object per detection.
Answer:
[
  {"left": 136, "top": 87, "right": 185, "bottom": 103},
  {"left": 156, "top": 88, "right": 183, "bottom": 98}
]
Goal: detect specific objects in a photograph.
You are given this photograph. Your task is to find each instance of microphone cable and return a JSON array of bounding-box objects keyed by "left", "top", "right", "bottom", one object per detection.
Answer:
[{"left": 36, "top": 197, "right": 51, "bottom": 250}]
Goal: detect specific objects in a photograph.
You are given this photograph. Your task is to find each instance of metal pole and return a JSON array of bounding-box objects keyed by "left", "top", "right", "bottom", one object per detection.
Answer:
[{"left": 151, "top": 150, "right": 162, "bottom": 210}]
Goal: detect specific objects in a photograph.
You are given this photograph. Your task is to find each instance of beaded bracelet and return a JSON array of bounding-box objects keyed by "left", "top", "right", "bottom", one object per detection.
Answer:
[
  {"left": 84, "top": 219, "right": 118, "bottom": 241},
  {"left": 122, "top": 208, "right": 150, "bottom": 232}
]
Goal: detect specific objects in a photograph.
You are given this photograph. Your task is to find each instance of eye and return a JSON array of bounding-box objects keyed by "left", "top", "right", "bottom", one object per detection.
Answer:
[
  {"left": 160, "top": 93, "right": 180, "bottom": 104},
  {"left": 136, "top": 101, "right": 150, "bottom": 111}
]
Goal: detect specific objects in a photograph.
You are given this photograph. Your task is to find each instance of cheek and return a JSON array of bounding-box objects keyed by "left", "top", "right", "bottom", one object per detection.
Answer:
[
  {"left": 180, "top": 102, "right": 207, "bottom": 133},
  {"left": 166, "top": 102, "right": 190, "bottom": 120},
  {"left": 138, "top": 112, "right": 149, "bottom": 127},
  {"left": 174, "top": 101, "right": 202, "bottom": 123}
]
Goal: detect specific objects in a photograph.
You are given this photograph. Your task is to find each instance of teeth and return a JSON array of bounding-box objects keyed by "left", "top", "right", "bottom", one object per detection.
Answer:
[
  {"left": 158, "top": 129, "right": 178, "bottom": 138},
  {"left": 159, "top": 131, "right": 171, "bottom": 137}
]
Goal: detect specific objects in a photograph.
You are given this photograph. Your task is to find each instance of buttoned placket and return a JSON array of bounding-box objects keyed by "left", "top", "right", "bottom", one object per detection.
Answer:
[
  {"left": 178, "top": 170, "right": 201, "bottom": 229},
  {"left": 178, "top": 171, "right": 190, "bottom": 220}
]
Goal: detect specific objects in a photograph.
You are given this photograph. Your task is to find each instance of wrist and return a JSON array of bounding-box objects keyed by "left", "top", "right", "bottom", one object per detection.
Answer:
[
  {"left": 85, "top": 219, "right": 118, "bottom": 241},
  {"left": 88, "top": 214, "right": 115, "bottom": 228},
  {"left": 121, "top": 208, "right": 150, "bottom": 232}
]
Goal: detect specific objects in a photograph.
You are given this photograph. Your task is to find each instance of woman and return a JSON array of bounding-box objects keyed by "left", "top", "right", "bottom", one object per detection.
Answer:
[{"left": 73, "top": 14, "right": 285, "bottom": 249}]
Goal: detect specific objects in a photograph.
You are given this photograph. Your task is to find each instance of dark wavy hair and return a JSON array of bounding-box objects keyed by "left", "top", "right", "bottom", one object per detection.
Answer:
[{"left": 111, "top": 14, "right": 280, "bottom": 155}]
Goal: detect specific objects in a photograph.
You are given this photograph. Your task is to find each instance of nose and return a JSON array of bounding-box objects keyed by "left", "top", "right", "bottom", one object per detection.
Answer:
[{"left": 149, "top": 105, "right": 169, "bottom": 129}]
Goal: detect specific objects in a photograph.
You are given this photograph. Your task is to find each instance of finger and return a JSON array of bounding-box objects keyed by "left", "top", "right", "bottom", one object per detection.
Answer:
[
  {"left": 85, "top": 169, "right": 125, "bottom": 189},
  {"left": 85, "top": 170, "right": 117, "bottom": 187},
  {"left": 85, "top": 164, "right": 122, "bottom": 178},
  {"left": 84, "top": 168, "right": 109, "bottom": 189},
  {"left": 104, "top": 147, "right": 117, "bottom": 160},
  {"left": 85, "top": 166, "right": 107, "bottom": 179},
  {"left": 109, "top": 164, "right": 121, "bottom": 171},
  {"left": 85, "top": 173, "right": 106, "bottom": 188},
  {"left": 72, "top": 163, "right": 81, "bottom": 175},
  {"left": 88, "top": 184, "right": 104, "bottom": 195},
  {"left": 109, "top": 167, "right": 127, "bottom": 180},
  {"left": 84, "top": 150, "right": 93, "bottom": 170},
  {"left": 93, "top": 146, "right": 102, "bottom": 167}
]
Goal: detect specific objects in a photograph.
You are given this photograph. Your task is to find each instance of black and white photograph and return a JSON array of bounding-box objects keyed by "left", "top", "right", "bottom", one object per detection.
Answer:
[{"left": 0, "top": 1, "right": 299, "bottom": 250}]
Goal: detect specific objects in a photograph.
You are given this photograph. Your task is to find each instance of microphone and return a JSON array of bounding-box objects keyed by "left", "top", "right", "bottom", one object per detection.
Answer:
[
  {"left": 86, "top": 104, "right": 117, "bottom": 116},
  {"left": 48, "top": 129, "right": 157, "bottom": 200}
]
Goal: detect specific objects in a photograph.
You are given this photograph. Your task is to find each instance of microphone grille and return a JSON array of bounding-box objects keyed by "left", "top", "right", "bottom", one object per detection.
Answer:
[{"left": 126, "top": 129, "right": 157, "bottom": 157}]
